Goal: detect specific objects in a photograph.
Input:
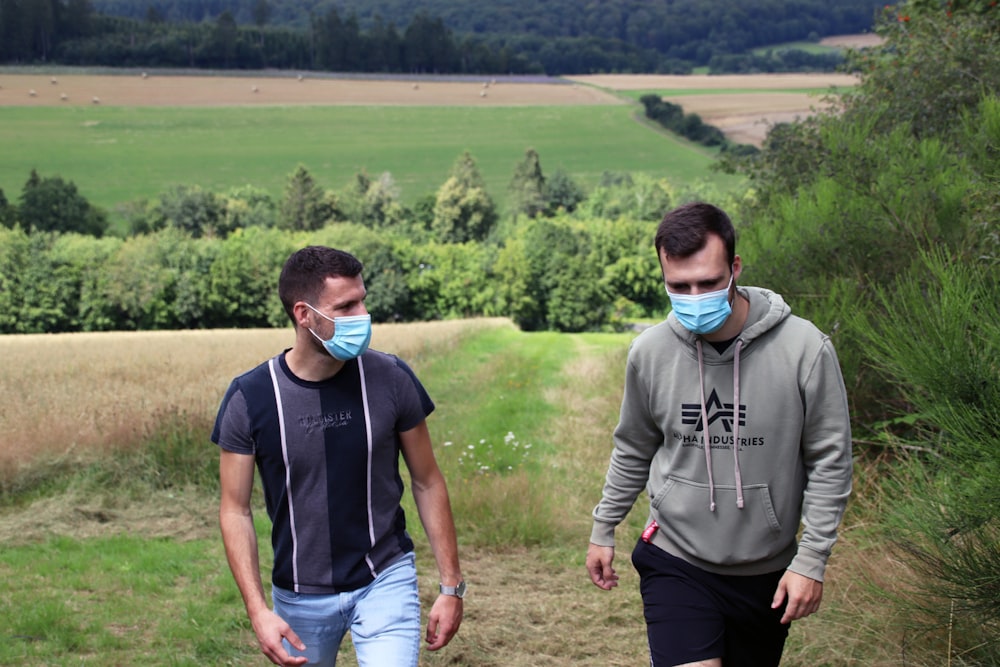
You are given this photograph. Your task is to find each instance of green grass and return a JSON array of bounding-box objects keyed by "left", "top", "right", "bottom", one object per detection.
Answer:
[
  {"left": 0, "top": 534, "right": 257, "bottom": 665},
  {"left": 0, "top": 104, "right": 739, "bottom": 214}
]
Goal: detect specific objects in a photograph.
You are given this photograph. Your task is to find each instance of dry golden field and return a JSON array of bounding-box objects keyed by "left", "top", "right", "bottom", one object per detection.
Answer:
[
  {"left": 0, "top": 72, "right": 623, "bottom": 107},
  {"left": 0, "top": 319, "right": 507, "bottom": 477}
]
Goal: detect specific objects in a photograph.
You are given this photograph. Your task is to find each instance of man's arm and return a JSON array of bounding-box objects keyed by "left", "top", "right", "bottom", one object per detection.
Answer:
[
  {"left": 219, "top": 450, "right": 307, "bottom": 666},
  {"left": 399, "top": 421, "right": 463, "bottom": 651},
  {"left": 775, "top": 339, "right": 853, "bottom": 623},
  {"left": 588, "top": 351, "right": 660, "bottom": 588}
]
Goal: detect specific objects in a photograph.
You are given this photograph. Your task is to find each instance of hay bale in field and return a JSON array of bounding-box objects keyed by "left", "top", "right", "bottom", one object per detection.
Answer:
[
  {"left": 479, "top": 90, "right": 487, "bottom": 98},
  {"left": 28, "top": 89, "right": 36, "bottom": 97},
  {"left": 141, "top": 72, "right": 148, "bottom": 79},
  {"left": 252, "top": 85, "right": 259, "bottom": 93},
  {"left": 92, "top": 96, "right": 100, "bottom": 104},
  {"left": 60, "top": 93, "right": 68, "bottom": 101},
  {"left": 50, "top": 77, "right": 57, "bottom": 84},
  {"left": 297, "top": 74, "right": 304, "bottom": 81},
  {"left": 412, "top": 83, "right": 419, "bottom": 90}
]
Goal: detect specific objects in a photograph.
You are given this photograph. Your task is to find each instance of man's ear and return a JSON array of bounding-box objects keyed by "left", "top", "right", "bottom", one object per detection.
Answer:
[
  {"left": 291, "top": 301, "right": 312, "bottom": 329},
  {"left": 733, "top": 255, "right": 743, "bottom": 281}
]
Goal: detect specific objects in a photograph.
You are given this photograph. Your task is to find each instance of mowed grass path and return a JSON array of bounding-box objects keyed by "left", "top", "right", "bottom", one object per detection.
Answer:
[{"left": 0, "top": 104, "right": 736, "bottom": 212}]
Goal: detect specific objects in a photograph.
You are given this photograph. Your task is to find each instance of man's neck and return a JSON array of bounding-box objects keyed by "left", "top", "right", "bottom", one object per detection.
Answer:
[{"left": 285, "top": 340, "right": 346, "bottom": 382}]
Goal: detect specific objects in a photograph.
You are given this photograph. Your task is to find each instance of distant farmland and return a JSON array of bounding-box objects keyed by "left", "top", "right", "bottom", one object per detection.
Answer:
[{"left": 0, "top": 69, "right": 859, "bottom": 212}]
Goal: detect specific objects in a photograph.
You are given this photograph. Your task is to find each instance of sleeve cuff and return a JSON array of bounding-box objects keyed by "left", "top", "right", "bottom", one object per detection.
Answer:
[
  {"left": 787, "top": 545, "right": 828, "bottom": 582},
  {"left": 589, "top": 521, "right": 616, "bottom": 547}
]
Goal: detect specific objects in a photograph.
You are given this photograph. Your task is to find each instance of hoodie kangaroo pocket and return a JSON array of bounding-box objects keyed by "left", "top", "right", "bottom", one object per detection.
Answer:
[{"left": 651, "top": 476, "right": 791, "bottom": 565}]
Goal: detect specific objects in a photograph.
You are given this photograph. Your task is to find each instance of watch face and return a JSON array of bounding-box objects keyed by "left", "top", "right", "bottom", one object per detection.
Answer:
[{"left": 455, "top": 580, "right": 467, "bottom": 598}]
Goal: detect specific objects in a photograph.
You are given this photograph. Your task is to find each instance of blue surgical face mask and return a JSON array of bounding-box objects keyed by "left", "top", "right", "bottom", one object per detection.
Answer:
[
  {"left": 665, "top": 269, "right": 734, "bottom": 335},
  {"left": 305, "top": 304, "right": 372, "bottom": 361}
]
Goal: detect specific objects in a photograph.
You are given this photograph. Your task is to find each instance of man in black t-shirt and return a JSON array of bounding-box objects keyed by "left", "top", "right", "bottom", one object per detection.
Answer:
[{"left": 214, "top": 246, "right": 464, "bottom": 666}]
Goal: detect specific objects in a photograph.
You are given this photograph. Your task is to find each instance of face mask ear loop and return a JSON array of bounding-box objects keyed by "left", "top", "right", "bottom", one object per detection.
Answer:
[{"left": 696, "top": 340, "right": 716, "bottom": 512}]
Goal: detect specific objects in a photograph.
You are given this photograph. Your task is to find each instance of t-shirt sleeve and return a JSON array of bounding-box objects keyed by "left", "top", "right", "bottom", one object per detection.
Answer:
[
  {"left": 211, "top": 381, "right": 256, "bottom": 455},
  {"left": 392, "top": 356, "right": 434, "bottom": 431}
]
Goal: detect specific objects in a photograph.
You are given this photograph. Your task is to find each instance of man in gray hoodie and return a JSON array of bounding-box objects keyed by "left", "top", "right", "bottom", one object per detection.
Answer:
[{"left": 586, "top": 202, "right": 853, "bottom": 667}]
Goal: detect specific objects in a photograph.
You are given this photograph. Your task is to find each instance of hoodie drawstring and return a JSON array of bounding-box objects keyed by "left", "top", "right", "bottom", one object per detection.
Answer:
[
  {"left": 696, "top": 338, "right": 745, "bottom": 512},
  {"left": 695, "top": 340, "right": 716, "bottom": 512},
  {"left": 732, "top": 339, "right": 745, "bottom": 509}
]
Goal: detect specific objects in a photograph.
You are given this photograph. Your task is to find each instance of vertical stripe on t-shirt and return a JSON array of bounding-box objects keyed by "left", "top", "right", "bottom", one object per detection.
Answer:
[
  {"left": 269, "top": 357, "right": 300, "bottom": 592},
  {"left": 358, "top": 356, "right": 378, "bottom": 578}
]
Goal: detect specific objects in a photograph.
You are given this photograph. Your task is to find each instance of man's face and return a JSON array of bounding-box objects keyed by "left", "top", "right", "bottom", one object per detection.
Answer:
[
  {"left": 659, "top": 234, "right": 740, "bottom": 296},
  {"left": 304, "top": 274, "right": 368, "bottom": 341}
]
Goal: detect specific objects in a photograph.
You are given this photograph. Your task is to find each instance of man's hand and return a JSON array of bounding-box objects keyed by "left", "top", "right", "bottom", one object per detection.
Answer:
[
  {"left": 772, "top": 570, "right": 824, "bottom": 624},
  {"left": 586, "top": 543, "right": 619, "bottom": 590},
  {"left": 425, "top": 593, "right": 463, "bottom": 650},
  {"left": 250, "top": 607, "right": 308, "bottom": 666}
]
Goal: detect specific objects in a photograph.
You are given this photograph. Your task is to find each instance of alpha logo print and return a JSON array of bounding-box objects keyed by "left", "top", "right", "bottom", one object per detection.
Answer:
[{"left": 681, "top": 389, "right": 746, "bottom": 433}]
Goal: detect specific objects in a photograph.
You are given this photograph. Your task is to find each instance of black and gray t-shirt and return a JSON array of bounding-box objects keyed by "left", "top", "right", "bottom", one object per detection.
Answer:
[{"left": 212, "top": 349, "right": 434, "bottom": 594}]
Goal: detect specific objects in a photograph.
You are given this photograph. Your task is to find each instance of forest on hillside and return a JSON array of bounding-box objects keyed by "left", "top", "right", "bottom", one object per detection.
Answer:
[{"left": 1, "top": 0, "right": 884, "bottom": 74}]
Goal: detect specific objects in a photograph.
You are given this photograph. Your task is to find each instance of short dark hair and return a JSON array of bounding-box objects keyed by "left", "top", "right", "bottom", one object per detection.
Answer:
[
  {"left": 278, "top": 246, "right": 364, "bottom": 324},
  {"left": 654, "top": 202, "right": 736, "bottom": 266}
]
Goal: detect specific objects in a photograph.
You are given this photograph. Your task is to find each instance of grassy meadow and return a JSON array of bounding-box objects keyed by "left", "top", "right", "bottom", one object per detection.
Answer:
[
  {"left": 0, "top": 320, "right": 942, "bottom": 666},
  {"left": 0, "top": 102, "right": 736, "bottom": 216}
]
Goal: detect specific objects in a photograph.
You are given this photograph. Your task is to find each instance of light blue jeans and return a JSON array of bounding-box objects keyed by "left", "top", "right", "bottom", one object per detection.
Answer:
[{"left": 271, "top": 552, "right": 421, "bottom": 667}]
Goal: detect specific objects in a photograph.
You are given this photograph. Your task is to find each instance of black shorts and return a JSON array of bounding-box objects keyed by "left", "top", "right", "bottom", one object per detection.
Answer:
[{"left": 631, "top": 539, "right": 789, "bottom": 667}]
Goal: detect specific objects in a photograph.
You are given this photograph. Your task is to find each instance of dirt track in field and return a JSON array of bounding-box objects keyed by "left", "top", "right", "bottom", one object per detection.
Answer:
[{"left": 0, "top": 72, "right": 623, "bottom": 107}]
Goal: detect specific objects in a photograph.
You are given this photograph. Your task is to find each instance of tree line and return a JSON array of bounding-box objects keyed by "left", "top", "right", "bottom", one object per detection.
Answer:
[
  {"left": 1, "top": 0, "right": 881, "bottom": 73},
  {"left": 0, "top": 148, "right": 704, "bottom": 334}
]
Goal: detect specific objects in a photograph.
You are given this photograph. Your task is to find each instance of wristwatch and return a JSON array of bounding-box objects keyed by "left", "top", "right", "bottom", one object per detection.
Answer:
[{"left": 439, "top": 580, "right": 467, "bottom": 598}]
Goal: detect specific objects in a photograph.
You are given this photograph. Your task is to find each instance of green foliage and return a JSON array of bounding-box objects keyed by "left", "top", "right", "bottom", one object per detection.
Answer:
[
  {"left": 406, "top": 241, "right": 497, "bottom": 321},
  {"left": 496, "top": 215, "right": 617, "bottom": 332},
  {"left": 338, "top": 170, "right": 406, "bottom": 229},
  {"left": 206, "top": 226, "right": 292, "bottom": 328},
  {"left": 542, "top": 168, "right": 586, "bottom": 215},
  {"left": 844, "top": 2, "right": 1000, "bottom": 144},
  {"left": 221, "top": 184, "right": 278, "bottom": 230},
  {"left": 432, "top": 152, "right": 497, "bottom": 243},
  {"left": 577, "top": 172, "right": 673, "bottom": 223},
  {"left": 507, "top": 148, "right": 547, "bottom": 220},
  {"left": 17, "top": 169, "right": 108, "bottom": 237},
  {"left": 852, "top": 250, "right": 1000, "bottom": 662},
  {"left": 0, "top": 187, "right": 15, "bottom": 228},
  {"left": 155, "top": 184, "right": 226, "bottom": 238},
  {"left": 279, "top": 164, "right": 335, "bottom": 231}
]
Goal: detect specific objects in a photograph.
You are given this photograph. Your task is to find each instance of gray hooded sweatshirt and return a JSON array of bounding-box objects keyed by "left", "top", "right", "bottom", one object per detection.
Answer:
[{"left": 591, "top": 286, "right": 852, "bottom": 581}]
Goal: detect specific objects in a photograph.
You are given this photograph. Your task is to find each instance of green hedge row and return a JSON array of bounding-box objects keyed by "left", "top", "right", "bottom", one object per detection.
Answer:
[{"left": 0, "top": 215, "right": 669, "bottom": 334}]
